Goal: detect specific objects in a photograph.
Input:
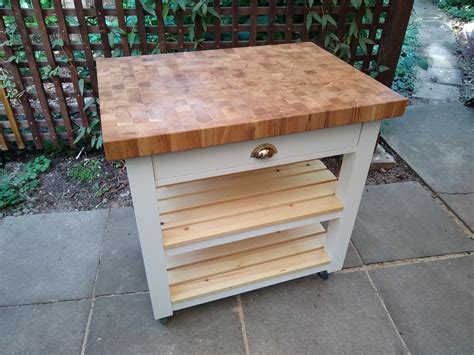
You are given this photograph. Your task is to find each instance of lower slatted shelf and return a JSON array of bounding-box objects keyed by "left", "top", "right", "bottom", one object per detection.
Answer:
[
  {"left": 157, "top": 159, "right": 343, "bottom": 250},
  {"left": 167, "top": 224, "right": 330, "bottom": 304}
]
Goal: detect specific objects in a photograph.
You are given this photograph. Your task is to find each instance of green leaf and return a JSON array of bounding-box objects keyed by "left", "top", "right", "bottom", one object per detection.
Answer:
[
  {"left": 365, "top": 8, "right": 373, "bottom": 23},
  {"left": 207, "top": 7, "right": 220, "bottom": 19},
  {"left": 96, "top": 135, "right": 103, "bottom": 149},
  {"left": 140, "top": 0, "right": 156, "bottom": 16},
  {"left": 177, "top": 0, "right": 186, "bottom": 10},
  {"left": 349, "top": 21, "right": 358, "bottom": 38},
  {"left": 321, "top": 14, "right": 328, "bottom": 30},
  {"left": 52, "top": 38, "right": 64, "bottom": 48},
  {"left": 108, "top": 31, "right": 115, "bottom": 48},
  {"left": 350, "top": 0, "right": 362, "bottom": 8},
  {"left": 308, "top": 0, "right": 314, "bottom": 8},
  {"left": 90, "top": 118, "right": 100, "bottom": 129},
  {"left": 311, "top": 12, "right": 322, "bottom": 24},
  {"left": 329, "top": 32, "right": 339, "bottom": 42},
  {"left": 188, "top": 25, "right": 195, "bottom": 41},
  {"left": 358, "top": 38, "right": 367, "bottom": 54},
  {"left": 416, "top": 57, "right": 429, "bottom": 70},
  {"left": 83, "top": 97, "right": 95, "bottom": 112},
  {"left": 127, "top": 30, "right": 137, "bottom": 48},
  {"left": 193, "top": 2, "right": 203, "bottom": 13},
  {"left": 78, "top": 78, "right": 85, "bottom": 96},
  {"left": 378, "top": 65, "right": 389, "bottom": 73},
  {"left": 74, "top": 126, "right": 86, "bottom": 144},
  {"left": 326, "top": 14, "right": 337, "bottom": 26},
  {"left": 324, "top": 34, "right": 330, "bottom": 48},
  {"left": 305, "top": 13, "right": 313, "bottom": 31},
  {"left": 202, "top": 2, "right": 207, "bottom": 15}
]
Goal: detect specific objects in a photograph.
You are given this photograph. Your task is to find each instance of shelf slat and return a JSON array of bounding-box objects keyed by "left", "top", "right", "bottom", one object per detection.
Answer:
[
  {"left": 159, "top": 159, "right": 343, "bottom": 250},
  {"left": 168, "top": 227, "right": 326, "bottom": 285},
  {"left": 167, "top": 223, "right": 325, "bottom": 270},
  {"left": 157, "top": 159, "right": 327, "bottom": 200},
  {"left": 170, "top": 247, "right": 330, "bottom": 303},
  {"left": 159, "top": 164, "right": 335, "bottom": 214}
]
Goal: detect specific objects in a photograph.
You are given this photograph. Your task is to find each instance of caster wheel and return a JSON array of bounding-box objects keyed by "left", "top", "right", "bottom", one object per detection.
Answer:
[
  {"left": 317, "top": 271, "right": 330, "bottom": 280},
  {"left": 159, "top": 317, "right": 169, "bottom": 325}
]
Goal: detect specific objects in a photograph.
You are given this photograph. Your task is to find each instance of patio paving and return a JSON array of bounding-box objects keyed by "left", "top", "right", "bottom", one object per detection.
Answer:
[
  {"left": 0, "top": 300, "right": 90, "bottom": 354},
  {"left": 0, "top": 210, "right": 108, "bottom": 306},
  {"left": 370, "top": 256, "right": 474, "bottom": 355},
  {"left": 352, "top": 182, "right": 473, "bottom": 264},
  {"left": 383, "top": 103, "right": 474, "bottom": 231},
  {"left": 0, "top": 182, "right": 472, "bottom": 353},
  {"left": 240, "top": 272, "right": 408, "bottom": 354},
  {"left": 86, "top": 295, "right": 245, "bottom": 355}
]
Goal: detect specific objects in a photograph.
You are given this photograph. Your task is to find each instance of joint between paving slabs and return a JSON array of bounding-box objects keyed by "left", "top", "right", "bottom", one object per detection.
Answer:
[
  {"left": 365, "top": 270, "right": 412, "bottom": 355},
  {"left": 80, "top": 208, "right": 111, "bottom": 355},
  {"left": 236, "top": 295, "right": 251, "bottom": 355},
  {"left": 339, "top": 251, "right": 473, "bottom": 274}
]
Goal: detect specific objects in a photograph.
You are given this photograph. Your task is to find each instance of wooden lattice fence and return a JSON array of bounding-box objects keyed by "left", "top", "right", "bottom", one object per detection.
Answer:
[{"left": 0, "top": 0, "right": 413, "bottom": 151}]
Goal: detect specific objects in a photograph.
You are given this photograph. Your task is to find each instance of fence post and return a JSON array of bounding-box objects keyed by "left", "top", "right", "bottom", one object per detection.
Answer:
[{"left": 377, "top": 0, "right": 414, "bottom": 87}]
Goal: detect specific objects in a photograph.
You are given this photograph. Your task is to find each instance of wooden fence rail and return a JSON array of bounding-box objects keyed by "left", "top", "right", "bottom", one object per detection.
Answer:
[{"left": 0, "top": 0, "right": 413, "bottom": 151}]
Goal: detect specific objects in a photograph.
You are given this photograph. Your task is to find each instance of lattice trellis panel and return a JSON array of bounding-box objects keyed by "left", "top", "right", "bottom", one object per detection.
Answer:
[{"left": 0, "top": 0, "right": 412, "bottom": 150}]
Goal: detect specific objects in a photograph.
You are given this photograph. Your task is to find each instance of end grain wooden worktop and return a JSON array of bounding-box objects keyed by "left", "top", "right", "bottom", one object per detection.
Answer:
[{"left": 98, "top": 42, "right": 407, "bottom": 160}]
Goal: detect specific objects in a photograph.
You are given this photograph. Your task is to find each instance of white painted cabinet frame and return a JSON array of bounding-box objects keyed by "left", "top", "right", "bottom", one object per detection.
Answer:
[{"left": 126, "top": 121, "right": 381, "bottom": 321}]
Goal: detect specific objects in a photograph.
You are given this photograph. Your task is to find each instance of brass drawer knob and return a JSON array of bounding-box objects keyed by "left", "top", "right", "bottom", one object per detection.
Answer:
[{"left": 251, "top": 143, "right": 278, "bottom": 159}]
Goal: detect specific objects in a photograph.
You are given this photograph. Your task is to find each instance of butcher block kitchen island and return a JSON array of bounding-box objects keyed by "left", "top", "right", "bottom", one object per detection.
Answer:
[{"left": 97, "top": 42, "right": 407, "bottom": 322}]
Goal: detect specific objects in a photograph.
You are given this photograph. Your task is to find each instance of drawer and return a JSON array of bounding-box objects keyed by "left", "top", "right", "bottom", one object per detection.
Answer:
[{"left": 153, "top": 124, "right": 361, "bottom": 185}]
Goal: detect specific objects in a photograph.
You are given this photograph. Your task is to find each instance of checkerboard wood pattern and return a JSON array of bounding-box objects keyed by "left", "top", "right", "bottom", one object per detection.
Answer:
[{"left": 98, "top": 42, "right": 407, "bottom": 160}]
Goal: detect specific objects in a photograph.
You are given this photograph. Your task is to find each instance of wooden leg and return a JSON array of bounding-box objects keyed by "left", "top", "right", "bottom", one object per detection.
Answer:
[
  {"left": 126, "top": 156, "right": 173, "bottom": 320},
  {"left": 325, "top": 121, "right": 381, "bottom": 272}
]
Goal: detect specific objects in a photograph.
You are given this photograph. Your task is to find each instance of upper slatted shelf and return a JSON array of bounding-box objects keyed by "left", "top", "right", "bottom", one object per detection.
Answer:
[{"left": 158, "top": 159, "right": 343, "bottom": 251}]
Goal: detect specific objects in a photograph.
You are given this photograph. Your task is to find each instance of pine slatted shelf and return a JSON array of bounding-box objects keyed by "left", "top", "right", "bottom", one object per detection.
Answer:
[
  {"left": 158, "top": 160, "right": 343, "bottom": 253},
  {"left": 168, "top": 224, "right": 329, "bottom": 305},
  {"left": 98, "top": 43, "right": 407, "bottom": 322}
]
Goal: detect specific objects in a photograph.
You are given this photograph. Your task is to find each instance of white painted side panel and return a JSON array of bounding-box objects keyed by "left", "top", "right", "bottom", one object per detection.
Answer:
[
  {"left": 324, "top": 121, "right": 381, "bottom": 272},
  {"left": 126, "top": 157, "right": 173, "bottom": 320},
  {"left": 153, "top": 124, "right": 361, "bottom": 185}
]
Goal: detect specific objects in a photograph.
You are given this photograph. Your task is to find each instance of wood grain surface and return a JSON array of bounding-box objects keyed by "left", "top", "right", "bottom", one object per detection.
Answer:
[{"left": 98, "top": 42, "right": 407, "bottom": 160}]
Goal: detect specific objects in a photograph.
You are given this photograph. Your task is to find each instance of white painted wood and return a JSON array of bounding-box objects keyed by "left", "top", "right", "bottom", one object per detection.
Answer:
[
  {"left": 165, "top": 211, "right": 342, "bottom": 256},
  {"left": 127, "top": 121, "right": 383, "bottom": 318},
  {"left": 172, "top": 263, "right": 329, "bottom": 311},
  {"left": 324, "top": 121, "right": 382, "bottom": 272},
  {"left": 126, "top": 157, "right": 173, "bottom": 320},
  {"left": 153, "top": 124, "right": 361, "bottom": 185}
]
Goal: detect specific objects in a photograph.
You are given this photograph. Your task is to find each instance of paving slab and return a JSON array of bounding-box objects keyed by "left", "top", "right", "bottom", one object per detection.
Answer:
[
  {"left": 369, "top": 256, "right": 474, "bottom": 355},
  {"left": 413, "top": 80, "right": 460, "bottom": 102},
  {"left": 382, "top": 103, "right": 474, "bottom": 231},
  {"left": 343, "top": 240, "right": 363, "bottom": 268},
  {"left": 352, "top": 182, "right": 472, "bottom": 264},
  {"left": 85, "top": 293, "right": 245, "bottom": 354},
  {"left": 416, "top": 67, "right": 462, "bottom": 86},
  {"left": 240, "top": 272, "right": 408, "bottom": 354},
  {"left": 0, "top": 300, "right": 90, "bottom": 354},
  {"left": 0, "top": 210, "right": 108, "bottom": 306},
  {"left": 95, "top": 207, "right": 148, "bottom": 296}
]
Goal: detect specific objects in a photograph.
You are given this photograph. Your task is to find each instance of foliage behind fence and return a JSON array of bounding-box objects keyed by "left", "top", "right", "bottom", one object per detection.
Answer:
[{"left": 0, "top": 0, "right": 413, "bottom": 151}]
